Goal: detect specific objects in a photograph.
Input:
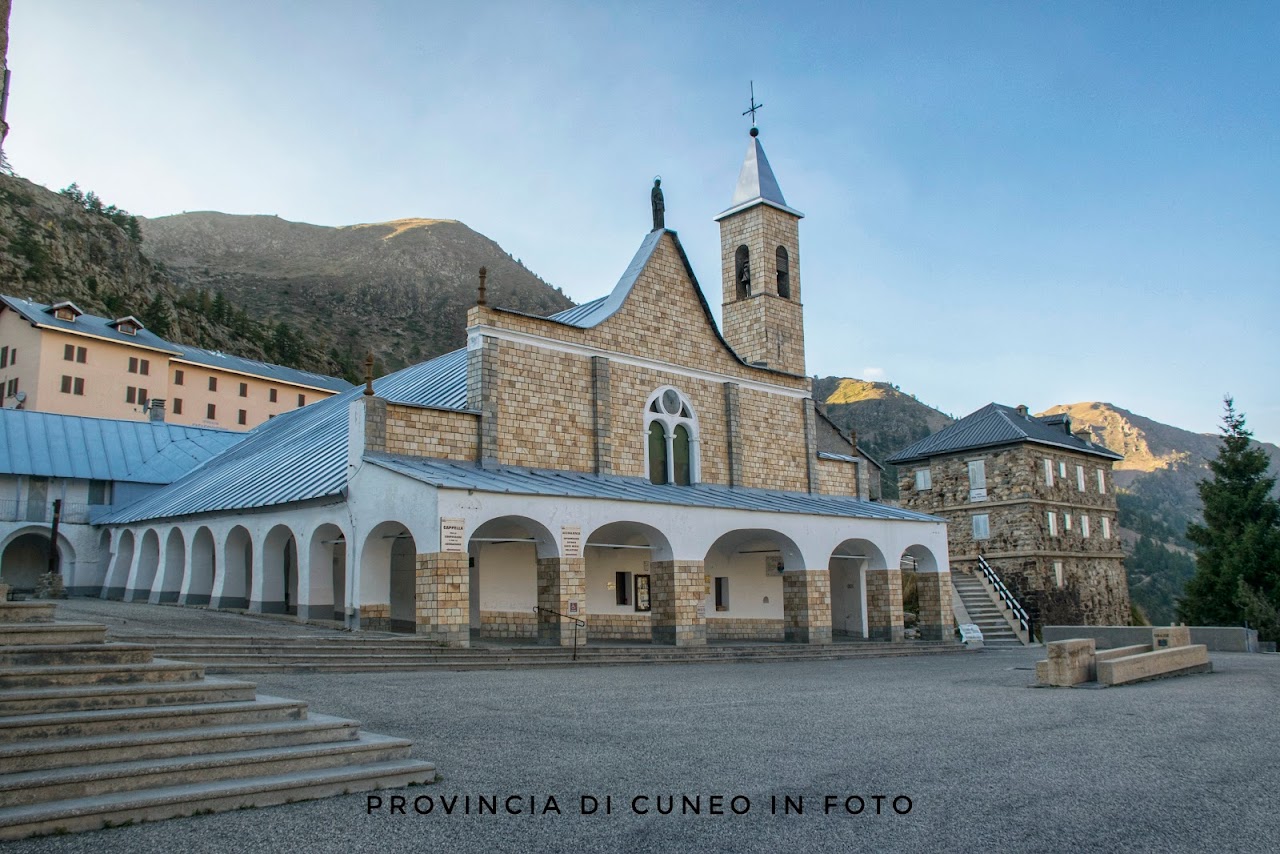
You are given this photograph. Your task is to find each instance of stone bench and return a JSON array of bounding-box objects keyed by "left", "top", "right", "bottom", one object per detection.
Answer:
[{"left": 1096, "top": 644, "right": 1211, "bottom": 686}]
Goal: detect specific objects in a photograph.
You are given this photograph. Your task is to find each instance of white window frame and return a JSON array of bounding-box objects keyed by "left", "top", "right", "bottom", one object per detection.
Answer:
[
  {"left": 1101, "top": 516, "right": 1111, "bottom": 539},
  {"left": 1076, "top": 465, "right": 1086, "bottom": 491},
  {"left": 1081, "top": 515, "right": 1090, "bottom": 538},
  {"left": 1064, "top": 513, "right": 1072, "bottom": 532},
  {"left": 1054, "top": 560, "right": 1065, "bottom": 589},
  {"left": 1044, "top": 458, "right": 1054, "bottom": 487},
  {"left": 914, "top": 468, "right": 932, "bottom": 490},
  {"left": 1048, "top": 512, "right": 1057, "bottom": 536},
  {"left": 972, "top": 514, "right": 990, "bottom": 540},
  {"left": 1097, "top": 469, "right": 1106, "bottom": 494},
  {"left": 643, "top": 386, "right": 700, "bottom": 485},
  {"left": 1059, "top": 461, "right": 1067, "bottom": 479}
]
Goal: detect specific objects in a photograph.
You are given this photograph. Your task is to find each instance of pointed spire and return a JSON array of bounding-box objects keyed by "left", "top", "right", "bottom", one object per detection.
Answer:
[
  {"left": 714, "top": 129, "right": 804, "bottom": 221},
  {"left": 731, "top": 132, "right": 787, "bottom": 208}
]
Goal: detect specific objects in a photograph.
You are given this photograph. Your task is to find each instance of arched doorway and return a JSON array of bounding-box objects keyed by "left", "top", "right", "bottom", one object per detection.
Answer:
[
  {"left": 102, "top": 529, "right": 135, "bottom": 599},
  {"left": 828, "top": 539, "right": 887, "bottom": 640},
  {"left": 901, "top": 544, "right": 951, "bottom": 641},
  {"left": 359, "top": 521, "right": 416, "bottom": 632},
  {"left": 261, "top": 525, "right": 299, "bottom": 615},
  {"left": 700, "top": 529, "right": 807, "bottom": 644},
  {"left": 584, "top": 521, "right": 672, "bottom": 642},
  {"left": 215, "top": 526, "right": 253, "bottom": 610},
  {"left": 152, "top": 528, "right": 186, "bottom": 604},
  {"left": 182, "top": 527, "right": 216, "bottom": 606},
  {"left": 468, "top": 516, "right": 555, "bottom": 642},
  {"left": 0, "top": 531, "right": 57, "bottom": 593},
  {"left": 305, "top": 524, "right": 347, "bottom": 622},
  {"left": 127, "top": 529, "right": 161, "bottom": 602}
]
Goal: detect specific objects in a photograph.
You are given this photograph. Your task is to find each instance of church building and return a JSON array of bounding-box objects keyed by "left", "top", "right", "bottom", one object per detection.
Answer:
[{"left": 94, "top": 129, "right": 953, "bottom": 648}]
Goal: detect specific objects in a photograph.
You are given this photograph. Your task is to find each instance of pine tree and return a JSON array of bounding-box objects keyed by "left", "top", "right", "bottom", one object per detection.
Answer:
[{"left": 1177, "top": 398, "right": 1280, "bottom": 639}]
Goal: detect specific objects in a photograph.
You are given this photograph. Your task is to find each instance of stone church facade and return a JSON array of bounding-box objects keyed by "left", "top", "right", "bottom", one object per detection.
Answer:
[
  {"left": 890, "top": 404, "right": 1130, "bottom": 627},
  {"left": 94, "top": 131, "right": 953, "bottom": 648}
]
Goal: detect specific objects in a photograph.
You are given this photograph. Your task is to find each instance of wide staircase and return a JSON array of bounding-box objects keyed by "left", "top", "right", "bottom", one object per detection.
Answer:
[
  {"left": 0, "top": 585, "right": 436, "bottom": 840},
  {"left": 110, "top": 635, "right": 966, "bottom": 673},
  {"left": 951, "top": 570, "right": 1026, "bottom": 648}
]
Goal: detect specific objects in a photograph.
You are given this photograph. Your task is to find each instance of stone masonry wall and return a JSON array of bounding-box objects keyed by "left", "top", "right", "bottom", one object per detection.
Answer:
[
  {"left": 466, "top": 233, "right": 809, "bottom": 388},
  {"left": 719, "top": 204, "right": 806, "bottom": 376},
  {"left": 817, "top": 457, "right": 857, "bottom": 497},
  {"left": 782, "top": 570, "right": 832, "bottom": 644},
  {"left": 385, "top": 404, "right": 479, "bottom": 461},
  {"left": 866, "top": 568, "right": 904, "bottom": 642},
  {"left": 587, "top": 613, "right": 651, "bottom": 642},
  {"left": 479, "top": 610, "right": 537, "bottom": 639},
  {"left": 650, "top": 560, "right": 706, "bottom": 647},
  {"left": 899, "top": 444, "right": 1129, "bottom": 627},
  {"left": 706, "top": 617, "right": 784, "bottom": 642},
  {"left": 493, "top": 340, "right": 595, "bottom": 472},
  {"left": 737, "top": 386, "right": 809, "bottom": 492},
  {"left": 415, "top": 552, "right": 469, "bottom": 646}
]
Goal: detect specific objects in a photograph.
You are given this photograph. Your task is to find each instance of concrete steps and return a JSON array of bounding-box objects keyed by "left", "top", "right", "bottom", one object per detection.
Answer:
[
  {"left": 0, "top": 587, "right": 436, "bottom": 839},
  {"left": 0, "top": 603, "right": 57, "bottom": 624},
  {"left": 0, "top": 660, "right": 207, "bottom": 689},
  {"left": 0, "top": 715, "right": 362, "bottom": 773},
  {"left": 112, "top": 634, "right": 967, "bottom": 672},
  {"left": 0, "top": 677, "right": 259, "bottom": 715},
  {"left": 0, "top": 759, "right": 434, "bottom": 840},
  {"left": 0, "top": 731, "right": 415, "bottom": 808},
  {"left": 951, "top": 573, "right": 1026, "bottom": 648}
]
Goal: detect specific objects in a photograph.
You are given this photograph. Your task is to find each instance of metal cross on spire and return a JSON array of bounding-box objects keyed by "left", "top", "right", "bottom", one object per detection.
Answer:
[{"left": 742, "top": 81, "right": 764, "bottom": 127}]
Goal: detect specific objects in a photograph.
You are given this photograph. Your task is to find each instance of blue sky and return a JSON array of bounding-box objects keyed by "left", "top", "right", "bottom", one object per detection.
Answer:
[{"left": 10, "top": 1, "right": 1279, "bottom": 442}]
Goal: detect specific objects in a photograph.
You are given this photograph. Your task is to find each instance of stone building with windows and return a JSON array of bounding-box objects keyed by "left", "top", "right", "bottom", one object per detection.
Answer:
[
  {"left": 888, "top": 403, "right": 1130, "bottom": 626},
  {"left": 0, "top": 295, "right": 352, "bottom": 430},
  {"left": 91, "top": 129, "right": 953, "bottom": 648}
]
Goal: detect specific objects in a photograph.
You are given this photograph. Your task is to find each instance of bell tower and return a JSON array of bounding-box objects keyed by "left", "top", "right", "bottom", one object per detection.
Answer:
[{"left": 714, "top": 126, "right": 806, "bottom": 375}]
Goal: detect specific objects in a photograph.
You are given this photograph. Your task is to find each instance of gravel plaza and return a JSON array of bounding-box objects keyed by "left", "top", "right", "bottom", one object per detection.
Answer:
[{"left": 5, "top": 601, "right": 1278, "bottom": 854}]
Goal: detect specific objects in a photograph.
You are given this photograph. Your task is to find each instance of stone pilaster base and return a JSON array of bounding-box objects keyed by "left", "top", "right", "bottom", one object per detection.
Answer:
[
  {"left": 415, "top": 552, "right": 470, "bottom": 647},
  {"left": 866, "top": 568, "right": 905, "bottom": 642},
  {"left": 650, "top": 560, "right": 706, "bottom": 647},
  {"left": 916, "top": 570, "right": 953, "bottom": 641},
  {"left": 537, "top": 557, "right": 586, "bottom": 647},
  {"left": 296, "top": 602, "right": 335, "bottom": 621},
  {"left": 783, "top": 569, "right": 833, "bottom": 644},
  {"left": 359, "top": 603, "right": 392, "bottom": 632},
  {"left": 211, "top": 595, "right": 247, "bottom": 610}
]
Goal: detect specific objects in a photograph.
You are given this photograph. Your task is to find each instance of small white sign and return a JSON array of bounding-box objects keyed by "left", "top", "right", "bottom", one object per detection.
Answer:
[
  {"left": 568, "top": 601, "right": 579, "bottom": 615},
  {"left": 441, "top": 518, "right": 465, "bottom": 553},
  {"left": 696, "top": 603, "right": 706, "bottom": 620},
  {"left": 959, "top": 623, "right": 984, "bottom": 648},
  {"left": 562, "top": 525, "right": 582, "bottom": 559}
]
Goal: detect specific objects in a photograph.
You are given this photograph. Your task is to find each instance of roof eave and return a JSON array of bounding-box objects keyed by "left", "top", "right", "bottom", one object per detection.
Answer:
[{"left": 713, "top": 197, "right": 805, "bottom": 222}]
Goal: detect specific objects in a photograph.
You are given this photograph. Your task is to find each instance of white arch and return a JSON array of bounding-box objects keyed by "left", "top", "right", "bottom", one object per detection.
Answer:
[
  {"left": 151, "top": 527, "right": 186, "bottom": 604},
  {"left": 643, "top": 385, "right": 701, "bottom": 485},
  {"left": 181, "top": 526, "right": 216, "bottom": 606},
  {"left": 125, "top": 529, "right": 161, "bottom": 602}
]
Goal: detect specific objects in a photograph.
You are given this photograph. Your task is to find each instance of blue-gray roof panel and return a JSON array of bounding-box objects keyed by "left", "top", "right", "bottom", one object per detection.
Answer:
[
  {"left": 99, "top": 347, "right": 472, "bottom": 524},
  {"left": 0, "top": 410, "right": 244, "bottom": 484},
  {"left": 367, "top": 454, "right": 941, "bottom": 523}
]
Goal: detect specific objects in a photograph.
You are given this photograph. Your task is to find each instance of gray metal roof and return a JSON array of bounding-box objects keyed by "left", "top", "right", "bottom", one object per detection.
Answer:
[
  {"left": 714, "top": 135, "right": 804, "bottom": 221},
  {"left": 367, "top": 454, "right": 940, "bottom": 523},
  {"left": 0, "top": 409, "right": 244, "bottom": 484},
  {"left": 2, "top": 295, "right": 178, "bottom": 353},
  {"left": 886, "top": 403, "right": 1124, "bottom": 465},
  {"left": 534, "top": 229, "right": 666, "bottom": 329},
  {"left": 99, "top": 348, "right": 470, "bottom": 524},
  {"left": 169, "top": 344, "right": 354, "bottom": 393}
]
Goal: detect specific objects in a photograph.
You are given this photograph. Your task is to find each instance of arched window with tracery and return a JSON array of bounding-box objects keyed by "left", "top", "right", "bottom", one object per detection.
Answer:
[
  {"left": 735, "top": 245, "right": 751, "bottom": 298},
  {"left": 645, "top": 387, "right": 699, "bottom": 486},
  {"left": 775, "top": 246, "right": 790, "bottom": 299}
]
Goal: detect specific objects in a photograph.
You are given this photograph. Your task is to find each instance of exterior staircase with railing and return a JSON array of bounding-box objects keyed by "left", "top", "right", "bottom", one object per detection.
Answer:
[{"left": 950, "top": 557, "right": 1033, "bottom": 648}]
